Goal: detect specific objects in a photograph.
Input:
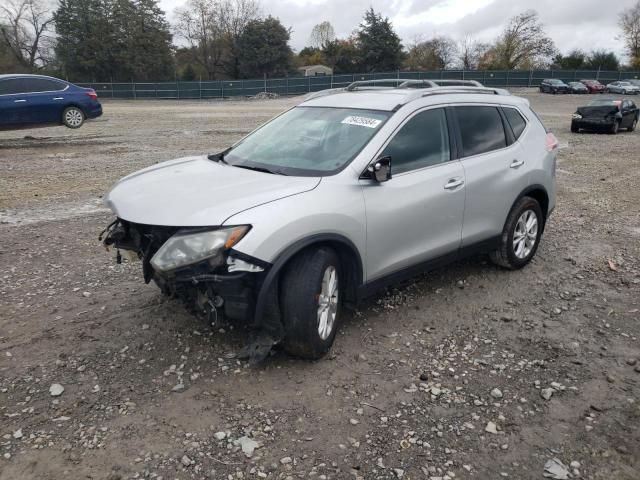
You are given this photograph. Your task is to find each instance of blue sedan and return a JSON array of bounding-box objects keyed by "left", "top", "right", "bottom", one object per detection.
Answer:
[{"left": 0, "top": 74, "right": 102, "bottom": 130}]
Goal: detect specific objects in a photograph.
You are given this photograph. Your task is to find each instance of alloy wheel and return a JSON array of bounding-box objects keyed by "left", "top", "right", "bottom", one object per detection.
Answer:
[
  {"left": 513, "top": 210, "right": 538, "bottom": 259},
  {"left": 317, "top": 266, "right": 338, "bottom": 340}
]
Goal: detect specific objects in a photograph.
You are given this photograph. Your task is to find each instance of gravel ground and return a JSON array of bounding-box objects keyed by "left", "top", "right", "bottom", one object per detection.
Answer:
[{"left": 0, "top": 91, "right": 639, "bottom": 480}]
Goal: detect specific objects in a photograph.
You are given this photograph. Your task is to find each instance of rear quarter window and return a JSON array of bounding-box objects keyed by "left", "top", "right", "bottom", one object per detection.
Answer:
[
  {"left": 455, "top": 106, "right": 506, "bottom": 157},
  {"left": 503, "top": 107, "right": 527, "bottom": 140}
]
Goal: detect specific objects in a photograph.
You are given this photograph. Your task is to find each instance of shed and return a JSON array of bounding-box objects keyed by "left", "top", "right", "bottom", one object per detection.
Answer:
[{"left": 298, "top": 65, "right": 333, "bottom": 77}]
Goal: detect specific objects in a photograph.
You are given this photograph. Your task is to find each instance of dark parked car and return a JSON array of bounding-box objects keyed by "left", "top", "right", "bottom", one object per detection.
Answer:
[
  {"left": 0, "top": 74, "right": 102, "bottom": 130},
  {"left": 568, "top": 81, "right": 589, "bottom": 94},
  {"left": 571, "top": 98, "right": 638, "bottom": 134},
  {"left": 580, "top": 79, "right": 606, "bottom": 94},
  {"left": 539, "top": 79, "right": 570, "bottom": 94}
]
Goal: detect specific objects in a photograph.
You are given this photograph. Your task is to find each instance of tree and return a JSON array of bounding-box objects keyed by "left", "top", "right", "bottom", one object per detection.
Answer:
[
  {"left": 552, "top": 49, "right": 586, "bottom": 69},
  {"left": 322, "top": 38, "right": 359, "bottom": 73},
  {"left": 237, "top": 16, "right": 292, "bottom": 78},
  {"left": 0, "top": 0, "right": 54, "bottom": 70},
  {"left": 174, "top": 0, "right": 225, "bottom": 79},
  {"left": 297, "top": 46, "right": 326, "bottom": 67},
  {"left": 355, "top": 8, "right": 403, "bottom": 72},
  {"left": 219, "top": 0, "right": 260, "bottom": 79},
  {"left": 585, "top": 50, "right": 620, "bottom": 70},
  {"left": 619, "top": 2, "right": 640, "bottom": 64},
  {"left": 492, "top": 10, "right": 556, "bottom": 69},
  {"left": 405, "top": 35, "right": 457, "bottom": 70},
  {"left": 309, "top": 21, "right": 335, "bottom": 49},
  {"left": 55, "top": 0, "right": 174, "bottom": 81},
  {"left": 458, "top": 35, "right": 489, "bottom": 70},
  {"left": 181, "top": 63, "right": 196, "bottom": 80}
]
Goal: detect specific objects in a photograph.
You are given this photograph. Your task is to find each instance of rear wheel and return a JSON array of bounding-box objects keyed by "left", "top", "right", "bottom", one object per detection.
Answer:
[
  {"left": 62, "top": 106, "right": 85, "bottom": 128},
  {"left": 280, "top": 247, "right": 342, "bottom": 359},
  {"left": 490, "top": 196, "right": 543, "bottom": 270}
]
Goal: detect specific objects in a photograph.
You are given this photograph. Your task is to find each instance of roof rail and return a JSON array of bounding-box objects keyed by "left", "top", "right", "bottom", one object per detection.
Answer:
[
  {"left": 432, "top": 79, "right": 484, "bottom": 87},
  {"left": 399, "top": 86, "right": 511, "bottom": 105},
  {"left": 345, "top": 78, "right": 436, "bottom": 91}
]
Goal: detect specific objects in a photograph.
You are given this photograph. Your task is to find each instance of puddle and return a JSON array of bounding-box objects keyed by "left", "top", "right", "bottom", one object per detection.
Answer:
[{"left": 0, "top": 198, "right": 109, "bottom": 226}]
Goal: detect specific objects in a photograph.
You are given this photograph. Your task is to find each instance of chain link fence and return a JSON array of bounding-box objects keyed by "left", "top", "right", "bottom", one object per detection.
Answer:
[{"left": 77, "top": 69, "right": 640, "bottom": 100}]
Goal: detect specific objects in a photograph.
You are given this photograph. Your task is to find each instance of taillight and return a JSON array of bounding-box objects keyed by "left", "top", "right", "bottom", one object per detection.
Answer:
[
  {"left": 85, "top": 89, "right": 98, "bottom": 100},
  {"left": 545, "top": 132, "right": 559, "bottom": 152}
]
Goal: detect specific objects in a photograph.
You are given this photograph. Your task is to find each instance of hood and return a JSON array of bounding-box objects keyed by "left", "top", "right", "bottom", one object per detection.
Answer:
[
  {"left": 104, "top": 155, "right": 321, "bottom": 226},
  {"left": 576, "top": 105, "right": 619, "bottom": 117}
]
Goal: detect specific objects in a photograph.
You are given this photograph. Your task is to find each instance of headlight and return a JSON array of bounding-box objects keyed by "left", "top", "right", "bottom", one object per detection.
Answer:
[
  {"left": 571, "top": 113, "right": 582, "bottom": 119},
  {"left": 150, "top": 226, "right": 250, "bottom": 272}
]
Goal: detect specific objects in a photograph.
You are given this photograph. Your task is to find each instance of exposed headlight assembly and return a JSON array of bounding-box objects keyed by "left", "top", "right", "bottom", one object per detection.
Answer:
[
  {"left": 571, "top": 113, "right": 582, "bottom": 119},
  {"left": 150, "top": 226, "right": 250, "bottom": 272}
]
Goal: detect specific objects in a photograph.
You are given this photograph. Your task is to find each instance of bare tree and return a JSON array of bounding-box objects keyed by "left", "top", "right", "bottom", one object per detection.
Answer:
[
  {"left": 619, "top": 1, "right": 640, "bottom": 63},
  {"left": 493, "top": 10, "right": 556, "bottom": 69},
  {"left": 458, "top": 35, "right": 489, "bottom": 69},
  {"left": 219, "top": 0, "right": 260, "bottom": 78},
  {"left": 406, "top": 35, "right": 458, "bottom": 70},
  {"left": 174, "top": 0, "right": 225, "bottom": 79},
  {"left": 308, "top": 21, "right": 335, "bottom": 49},
  {"left": 0, "top": 0, "right": 54, "bottom": 70}
]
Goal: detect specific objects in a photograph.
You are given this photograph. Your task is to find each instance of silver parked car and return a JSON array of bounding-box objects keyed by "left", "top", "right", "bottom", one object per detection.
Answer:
[
  {"left": 606, "top": 81, "right": 640, "bottom": 95},
  {"left": 102, "top": 83, "right": 558, "bottom": 360}
]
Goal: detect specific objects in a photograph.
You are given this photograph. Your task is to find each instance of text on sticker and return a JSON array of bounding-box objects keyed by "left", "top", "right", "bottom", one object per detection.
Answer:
[{"left": 341, "top": 116, "right": 382, "bottom": 129}]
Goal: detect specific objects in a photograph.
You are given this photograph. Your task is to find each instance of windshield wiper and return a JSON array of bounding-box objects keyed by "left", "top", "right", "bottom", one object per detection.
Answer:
[{"left": 234, "top": 165, "right": 287, "bottom": 175}]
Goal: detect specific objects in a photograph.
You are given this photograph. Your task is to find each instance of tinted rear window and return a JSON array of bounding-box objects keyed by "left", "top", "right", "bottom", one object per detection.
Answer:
[
  {"left": 455, "top": 106, "right": 506, "bottom": 157},
  {"left": 503, "top": 107, "right": 527, "bottom": 140},
  {"left": 23, "top": 78, "right": 66, "bottom": 92}
]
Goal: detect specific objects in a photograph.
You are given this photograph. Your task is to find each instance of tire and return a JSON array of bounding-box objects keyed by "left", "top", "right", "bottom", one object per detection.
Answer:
[
  {"left": 628, "top": 118, "right": 637, "bottom": 132},
  {"left": 62, "top": 106, "right": 85, "bottom": 128},
  {"left": 610, "top": 121, "right": 620, "bottom": 134},
  {"left": 490, "top": 196, "right": 544, "bottom": 270},
  {"left": 571, "top": 122, "right": 579, "bottom": 133},
  {"left": 280, "top": 247, "right": 342, "bottom": 359}
]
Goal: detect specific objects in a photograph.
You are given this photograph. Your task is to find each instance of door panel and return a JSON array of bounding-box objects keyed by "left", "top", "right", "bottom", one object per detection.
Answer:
[
  {"left": 453, "top": 105, "right": 530, "bottom": 246},
  {"left": 362, "top": 161, "right": 465, "bottom": 281}
]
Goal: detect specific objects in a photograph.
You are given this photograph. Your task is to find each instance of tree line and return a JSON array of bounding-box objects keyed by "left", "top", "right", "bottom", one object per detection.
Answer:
[{"left": 1, "top": 0, "right": 640, "bottom": 82}]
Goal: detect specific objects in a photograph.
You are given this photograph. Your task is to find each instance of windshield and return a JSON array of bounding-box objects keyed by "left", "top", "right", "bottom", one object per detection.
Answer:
[
  {"left": 224, "top": 106, "right": 391, "bottom": 176},
  {"left": 589, "top": 99, "right": 621, "bottom": 106}
]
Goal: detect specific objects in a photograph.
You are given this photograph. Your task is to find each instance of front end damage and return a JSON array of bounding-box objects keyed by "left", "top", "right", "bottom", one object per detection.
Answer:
[{"left": 100, "top": 219, "right": 283, "bottom": 361}]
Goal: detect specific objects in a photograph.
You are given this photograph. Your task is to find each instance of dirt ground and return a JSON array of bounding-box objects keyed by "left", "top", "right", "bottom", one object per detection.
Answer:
[{"left": 0, "top": 91, "right": 639, "bottom": 480}]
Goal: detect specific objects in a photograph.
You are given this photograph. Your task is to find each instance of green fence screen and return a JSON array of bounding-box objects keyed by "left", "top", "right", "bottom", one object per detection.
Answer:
[{"left": 77, "top": 70, "right": 640, "bottom": 100}]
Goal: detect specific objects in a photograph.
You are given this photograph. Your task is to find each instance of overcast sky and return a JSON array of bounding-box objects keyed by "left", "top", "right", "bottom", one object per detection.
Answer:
[{"left": 158, "top": 0, "right": 635, "bottom": 58}]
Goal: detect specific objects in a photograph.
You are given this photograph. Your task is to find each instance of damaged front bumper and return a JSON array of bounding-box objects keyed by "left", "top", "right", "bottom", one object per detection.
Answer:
[{"left": 100, "top": 219, "right": 279, "bottom": 346}]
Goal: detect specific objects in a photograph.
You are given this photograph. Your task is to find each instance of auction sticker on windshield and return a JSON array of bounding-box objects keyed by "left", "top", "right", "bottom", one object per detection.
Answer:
[{"left": 341, "top": 115, "right": 382, "bottom": 129}]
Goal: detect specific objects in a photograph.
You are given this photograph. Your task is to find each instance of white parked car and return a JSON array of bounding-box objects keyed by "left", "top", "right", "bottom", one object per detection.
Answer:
[{"left": 606, "top": 81, "right": 640, "bottom": 95}]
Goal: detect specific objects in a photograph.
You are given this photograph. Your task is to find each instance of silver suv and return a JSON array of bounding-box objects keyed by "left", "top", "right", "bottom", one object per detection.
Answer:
[{"left": 102, "top": 83, "right": 558, "bottom": 360}]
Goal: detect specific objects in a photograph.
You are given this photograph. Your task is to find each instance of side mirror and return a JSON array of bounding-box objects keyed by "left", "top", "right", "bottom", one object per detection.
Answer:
[{"left": 367, "top": 156, "right": 392, "bottom": 183}]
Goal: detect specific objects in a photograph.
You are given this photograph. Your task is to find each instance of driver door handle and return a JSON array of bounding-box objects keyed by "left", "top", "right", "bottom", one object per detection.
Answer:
[
  {"left": 510, "top": 159, "right": 525, "bottom": 168},
  {"left": 14, "top": 99, "right": 26, "bottom": 103},
  {"left": 444, "top": 178, "right": 464, "bottom": 190}
]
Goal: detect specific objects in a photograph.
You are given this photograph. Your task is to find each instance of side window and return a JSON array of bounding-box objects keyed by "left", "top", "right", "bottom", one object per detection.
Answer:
[
  {"left": 382, "top": 108, "right": 450, "bottom": 174},
  {"left": 455, "top": 106, "right": 506, "bottom": 157},
  {"left": 0, "top": 79, "right": 27, "bottom": 95},
  {"left": 24, "top": 78, "right": 65, "bottom": 92},
  {"left": 503, "top": 107, "right": 527, "bottom": 140}
]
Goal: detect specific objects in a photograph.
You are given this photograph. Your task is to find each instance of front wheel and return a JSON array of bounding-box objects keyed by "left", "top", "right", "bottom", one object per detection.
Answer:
[
  {"left": 610, "top": 121, "right": 620, "bottom": 134},
  {"left": 280, "top": 247, "right": 342, "bottom": 359},
  {"left": 571, "top": 122, "right": 579, "bottom": 133},
  {"left": 628, "top": 118, "right": 637, "bottom": 132},
  {"left": 62, "top": 106, "right": 85, "bottom": 128},
  {"left": 490, "top": 196, "right": 544, "bottom": 270}
]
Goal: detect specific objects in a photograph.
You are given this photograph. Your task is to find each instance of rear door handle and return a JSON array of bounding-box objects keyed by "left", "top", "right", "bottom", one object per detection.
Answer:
[
  {"left": 444, "top": 178, "right": 464, "bottom": 190},
  {"left": 53, "top": 97, "right": 64, "bottom": 100},
  {"left": 510, "top": 159, "right": 525, "bottom": 168},
  {"left": 14, "top": 99, "right": 26, "bottom": 103}
]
